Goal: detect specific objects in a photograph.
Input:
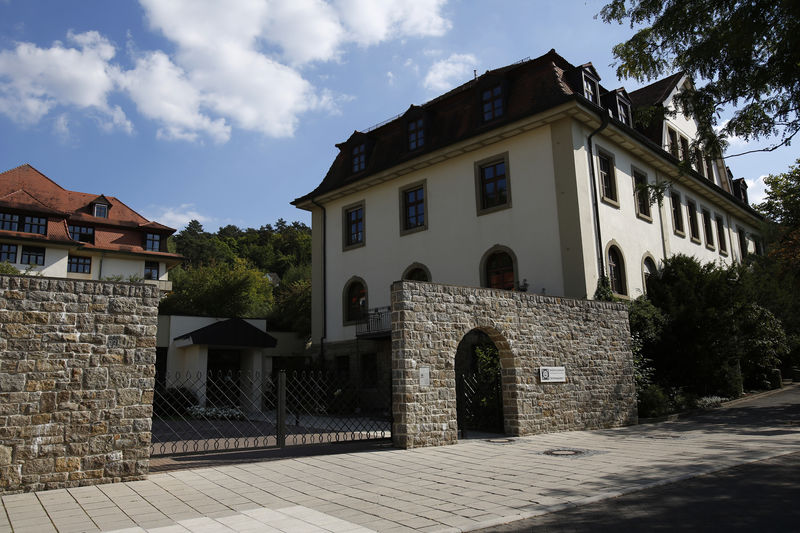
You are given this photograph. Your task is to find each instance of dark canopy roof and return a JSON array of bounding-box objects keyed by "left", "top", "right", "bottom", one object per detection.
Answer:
[{"left": 174, "top": 318, "right": 277, "bottom": 348}]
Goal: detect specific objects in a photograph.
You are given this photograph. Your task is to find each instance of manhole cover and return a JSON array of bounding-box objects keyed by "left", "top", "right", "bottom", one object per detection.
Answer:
[{"left": 543, "top": 448, "right": 583, "bottom": 456}]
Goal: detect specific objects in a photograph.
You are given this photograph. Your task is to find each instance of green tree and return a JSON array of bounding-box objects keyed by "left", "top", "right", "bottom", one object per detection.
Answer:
[
  {"left": 600, "top": 0, "right": 800, "bottom": 154},
  {"left": 159, "top": 258, "right": 273, "bottom": 318},
  {"left": 0, "top": 261, "right": 18, "bottom": 275},
  {"left": 756, "top": 159, "right": 800, "bottom": 269}
]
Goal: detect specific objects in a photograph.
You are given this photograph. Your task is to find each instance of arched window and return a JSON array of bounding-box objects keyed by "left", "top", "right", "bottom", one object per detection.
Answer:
[
  {"left": 403, "top": 267, "right": 429, "bottom": 282},
  {"left": 485, "top": 251, "right": 515, "bottom": 290},
  {"left": 642, "top": 256, "right": 657, "bottom": 294},
  {"left": 608, "top": 246, "right": 627, "bottom": 295},
  {"left": 344, "top": 279, "right": 367, "bottom": 323}
]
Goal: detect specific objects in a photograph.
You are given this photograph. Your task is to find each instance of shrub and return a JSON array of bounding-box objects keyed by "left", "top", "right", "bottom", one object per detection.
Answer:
[
  {"left": 695, "top": 396, "right": 728, "bottom": 409},
  {"left": 638, "top": 384, "right": 669, "bottom": 418}
]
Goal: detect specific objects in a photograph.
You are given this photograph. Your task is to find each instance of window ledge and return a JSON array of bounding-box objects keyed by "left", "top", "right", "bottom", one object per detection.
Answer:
[
  {"left": 343, "top": 241, "right": 365, "bottom": 252},
  {"left": 399, "top": 224, "right": 427, "bottom": 237},
  {"left": 601, "top": 196, "right": 620, "bottom": 209},
  {"left": 706, "top": 244, "right": 716, "bottom": 251},
  {"left": 690, "top": 237, "right": 701, "bottom": 244},
  {"left": 636, "top": 213, "right": 653, "bottom": 223},
  {"left": 674, "top": 229, "right": 686, "bottom": 238},
  {"left": 477, "top": 203, "right": 512, "bottom": 217},
  {"left": 719, "top": 250, "right": 729, "bottom": 257}
]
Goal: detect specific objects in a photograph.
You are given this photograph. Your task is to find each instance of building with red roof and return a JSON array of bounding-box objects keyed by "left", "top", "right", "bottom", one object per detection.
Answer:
[{"left": 0, "top": 164, "right": 181, "bottom": 290}]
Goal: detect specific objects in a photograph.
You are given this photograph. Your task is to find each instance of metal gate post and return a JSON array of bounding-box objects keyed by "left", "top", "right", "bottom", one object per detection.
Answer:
[{"left": 277, "top": 370, "right": 286, "bottom": 448}]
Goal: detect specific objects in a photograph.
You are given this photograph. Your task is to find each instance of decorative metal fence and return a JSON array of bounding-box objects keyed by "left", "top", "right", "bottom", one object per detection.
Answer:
[{"left": 151, "top": 369, "right": 392, "bottom": 456}]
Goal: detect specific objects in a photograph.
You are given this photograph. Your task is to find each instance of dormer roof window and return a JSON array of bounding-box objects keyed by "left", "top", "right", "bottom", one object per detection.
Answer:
[
  {"left": 408, "top": 118, "right": 425, "bottom": 151},
  {"left": 352, "top": 143, "right": 366, "bottom": 173},
  {"left": 482, "top": 84, "right": 504, "bottom": 122},
  {"left": 617, "top": 98, "right": 631, "bottom": 126},
  {"left": 582, "top": 72, "right": 599, "bottom": 104},
  {"left": 94, "top": 203, "right": 108, "bottom": 218}
]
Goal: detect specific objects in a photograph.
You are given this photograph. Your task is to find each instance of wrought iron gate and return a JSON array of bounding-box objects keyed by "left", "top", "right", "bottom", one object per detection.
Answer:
[
  {"left": 151, "top": 369, "right": 392, "bottom": 456},
  {"left": 457, "top": 371, "right": 504, "bottom": 436}
]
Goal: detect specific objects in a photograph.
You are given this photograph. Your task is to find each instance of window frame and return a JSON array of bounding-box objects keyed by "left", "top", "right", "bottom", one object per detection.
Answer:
[
  {"left": 481, "top": 84, "right": 504, "bottom": 122},
  {"left": 407, "top": 117, "right": 425, "bottom": 151},
  {"left": 342, "top": 200, "right": 366, "bottom": 251},
  {"left": 632, "top": 167, "right": 652, "bottom": 221},
  {"left": 607, "top": 244, "right": 628, "bottom": 297},
  {"left": 715, "top": 214, "right": 728, "bottom": 255},
  {"left": 22, "top": 215, "right": 47, "bottom": 235},
  {"left": 474, "top": 152, "right": 512, "bottom": 216},
  {"left": 351, "top": 143, "right": 366, "bottom": 174},
  {"left": 738, "top": 227, "right": 749, "bottom": 259},
  {"left": 20, "top": 246, "right": 45, "bottom": 266},
  {"left": 145, "top": 233, "right": 162, "bottom": 252},
  {"left": 597, "top": 149, "right": 619, "bottom": 206},
  {"left": 402, "top": 262, "right": 431, "bottom": 282},
  {"left": 68, "top": 225, "right": 95, "bottom": 244},
  {"left": 342, "top": 277, "right": 368, "bottom": 326},
  {"left": 399, "top": 180, "right": 428, "bottom": 236},
  {"left": 667, "top": 127, "right": 679, "bottom": 158},
  {"left": 679, "top": 136, "right": 690, "bottom": 163},
  {"left": 93, "top": 204, "right": 109, "bottom": 218},
  {"left": 705, "top": 157, "right": 716, "bottom": 184},
  {"left": 701, "top": 209, "right": 715, "bottom": 250},
  {"left": 144, "top": 260, "right": 160, "bottom": 280},
  {"left": 582, "top": 72, "right": 599, "bottom": 104},
  {"left": 67, "top": 255, "right": 92, "bottom": 274},
  {"left": 0, "top": 212, "right": 19, "bottom": 232},
  {"left": 642, "top": 255, "right": 657, "bottom": 294},
  {"left": 670, "top": 191, "right": 685, "bottom": 236},
  {"left": 0, "top": 243, "right": 17, "bottom": 263},
  {"left": 479, "top": 245, "right": 518, "bottom": 290},
  {"left": 687, "top": 200, "right": 701, "bottom": 243},
  {"left": 617, "top": 97, "right": 631, "bottom": 126}
]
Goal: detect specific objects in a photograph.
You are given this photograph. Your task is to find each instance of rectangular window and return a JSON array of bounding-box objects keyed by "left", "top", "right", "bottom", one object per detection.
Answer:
[
  {"left": 671, "top": 192, "right": 684, "bottom": 235},
  {"left": 20, "top": 246, "right": 45, "bottom": 266},
  {"left": 598, "top": 152, "right": 618, "bottom": 203},
  {"left": 68, "top": 225, "right": 94, "bottom": 243},
  {"left": 408, "top": 118, "right": 424, "bottom": 150},
  {"left": 695, "top": 152, "right": 705, "bottom": 177},
  {"left": 0, "top": 212, "right": 19, "bottom": 231},
  {"left": 344, "top": 203, "right": 364, "bottom": 248},
  {"left": 67, "top": 255, "right": 91, "bottom": 273},
  {"left": 705, "top": 157, "right": 715, "bottom": 183},
  {"left": 401, "top": 184, "right": 426, "bottom": 233},
  {"left": 702, "top": 210, "right": 714, "bottom": 249},
  {"left": 668, "top": 128, "right": 679, "bottom": 158},
  {"left": 0, "top": 243, "right": 17, "bottom": 263},
  {"left": 633, "top": 169, "right": 651, "bottom": 219},
  {"left": 144, "top": 261, "right": 160, "bottom": 280},
  {"left": 687, "top": 201, "right": 700, "bottom": 242},
  {"left": 482, "top": 85, "right": 503, "bottom": 122},
  {"left": 23, "top": 216, "right": 47, "bottom": 235},
  {"left": 93, "top": 204, "right": 108, "bottom": 218},
  {"left": 617, "top": 99, "right": 630, "bottom": 125},
  {"left": 583, "top": 74, "right": 598, "bottom": 103},
  {"left": 716, "top": 215, "right": 727, "bottom": 254},
  {"left": 680, "top": 136, "right": 690, "bottom": 163},
  {"left": 145, "top": 233, "right": 161, "bottom": 252},
  {"left": 738, "top": 228, "right": 748, "bottom": 258},
  {"left": 352, "top": 144, "right": 365, "bottom": 173},
  {"left": 478, "top": 159, "right": 509, "bottom": 211}
]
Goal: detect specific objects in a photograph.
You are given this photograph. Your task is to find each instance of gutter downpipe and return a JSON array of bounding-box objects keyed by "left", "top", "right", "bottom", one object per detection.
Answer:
[
  {"left": 310, "top": 198, "right": 327, "bottom": 360},
  {"left": 586, "top": 110, "right": 609, "bottom": 284}
]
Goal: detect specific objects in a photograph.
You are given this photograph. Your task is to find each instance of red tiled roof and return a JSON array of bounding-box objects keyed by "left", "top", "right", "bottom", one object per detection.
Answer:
[{"left": 0, "top": 164, "right": 182, "bottom": 261}]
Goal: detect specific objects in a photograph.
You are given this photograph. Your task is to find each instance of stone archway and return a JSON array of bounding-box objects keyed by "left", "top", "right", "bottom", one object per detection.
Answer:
[
  {"left": 390, "top": 280, "right": 637, "bottom": 449},
  {"left": 455, "top": 329, "right": 504, "bottom": 436}
]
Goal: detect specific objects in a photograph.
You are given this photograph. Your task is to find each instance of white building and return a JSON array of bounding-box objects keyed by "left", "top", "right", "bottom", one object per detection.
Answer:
[
  {"left": 0, "top": 164, "right": 181, "bottom": 290},
  {"left": 292, "top": 50, "right": 763, "bottom": 362}
]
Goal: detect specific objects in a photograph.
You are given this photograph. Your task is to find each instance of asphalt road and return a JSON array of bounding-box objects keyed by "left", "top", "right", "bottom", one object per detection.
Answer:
[{"left": 478, "top": 385, "right": 800, "bottom": 532}]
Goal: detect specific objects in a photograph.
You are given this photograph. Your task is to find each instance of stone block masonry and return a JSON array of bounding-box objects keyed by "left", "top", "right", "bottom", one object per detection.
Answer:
[
  {"left": 0, "top": 275, "right": 159, "bottom": 494},
  {"left": 391, "top": 281, "right": 637, "bottom": 449}
]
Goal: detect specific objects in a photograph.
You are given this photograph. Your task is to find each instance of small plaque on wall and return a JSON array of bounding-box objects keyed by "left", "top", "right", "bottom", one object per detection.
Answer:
[
  {"left": 539, "top": 366, "right": 566, "bottom": 383},
  {"left": 419, "top": 366, "right": 430, "bottom": 387}
]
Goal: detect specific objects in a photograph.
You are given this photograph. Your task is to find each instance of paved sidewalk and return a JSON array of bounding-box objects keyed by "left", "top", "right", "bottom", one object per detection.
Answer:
[{"left": 2, "top": 385, "right": 798, "bottom": 533}]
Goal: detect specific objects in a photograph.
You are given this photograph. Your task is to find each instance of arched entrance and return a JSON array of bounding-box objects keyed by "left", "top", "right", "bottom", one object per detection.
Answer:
[{"left": 455, "top": 329, "right": 504, "bottom": 436}]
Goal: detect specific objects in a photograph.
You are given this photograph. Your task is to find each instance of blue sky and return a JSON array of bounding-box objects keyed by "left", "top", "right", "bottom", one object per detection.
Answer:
[{"left": 0, "top": 0, "right": 793, "bottom": 232}]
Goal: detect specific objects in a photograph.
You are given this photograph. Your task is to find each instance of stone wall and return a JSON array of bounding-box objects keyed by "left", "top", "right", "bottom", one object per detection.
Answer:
[
  {"left": 0, "top": 275, "right": 158, "bottom": 494},
  {"left": 391, "top": 281, "right": 637, "bottom": 449}
]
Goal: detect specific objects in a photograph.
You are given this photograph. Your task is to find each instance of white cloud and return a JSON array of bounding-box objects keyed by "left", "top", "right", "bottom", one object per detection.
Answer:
[
  {"left": 0, "top": 31, "right": 130, "bottom": 130},
  {"left": 423, "top": 53, "right": 476, "bottom": 91},
  {"left": 386, "top": 71, "right": 395, "bottom": 85},
  {"left": 0, "top": 0, "right": 453, "bottom": 142},
  {"left": 745, "top": 174, "right": 768, "bottom": 205},
  {"left": 146, "top": 203, "right": 212, "bottom": 230},
  {"left": 53, "top": 113, "right": 70, "bottom": 139}
]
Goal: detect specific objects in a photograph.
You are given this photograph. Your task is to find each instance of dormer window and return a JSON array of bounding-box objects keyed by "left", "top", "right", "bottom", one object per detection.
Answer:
[
  {"left": 145, "top": 233, "right": 162, "bottom": 252},
  {"left": 408, "top": 118, "right": 425, "bottom": 150},
  {"left": 617, "top": 99, "right": 631, "bottom": 126},
  {"left": 69, "top": 225, "right": 94, "bottom": 244},
  {"left": 667, "top": 127, "right": 679, "bottom": 158},
  {"left": 94, "top": 204, "right": 108, "bottom": 218},
  {"left": 582, "top": 73, "right": 599, "bottom": 104},
  {"left": 352, "top": 143, "right": 366, "bottom": 173},
  {"left": 482, "top": 85, "right": 503, "bottom": 122},
  {"left": 680, "top": 136, "right": 690, "bottom": 163}
]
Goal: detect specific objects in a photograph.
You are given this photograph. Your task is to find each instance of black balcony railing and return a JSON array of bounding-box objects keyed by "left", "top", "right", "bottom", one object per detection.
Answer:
[{"left": 356, "top": 306, "right": 391, "bottom": 338}]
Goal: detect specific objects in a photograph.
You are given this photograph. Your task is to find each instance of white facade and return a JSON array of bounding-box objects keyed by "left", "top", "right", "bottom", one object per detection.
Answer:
[{"left": 297, "top": 66, "right": 763, "bottom": 346}]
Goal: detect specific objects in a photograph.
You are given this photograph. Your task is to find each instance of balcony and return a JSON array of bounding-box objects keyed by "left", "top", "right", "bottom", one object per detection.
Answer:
[{"left": 355, "top": 306, "right": 391, "bottom": 338}]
